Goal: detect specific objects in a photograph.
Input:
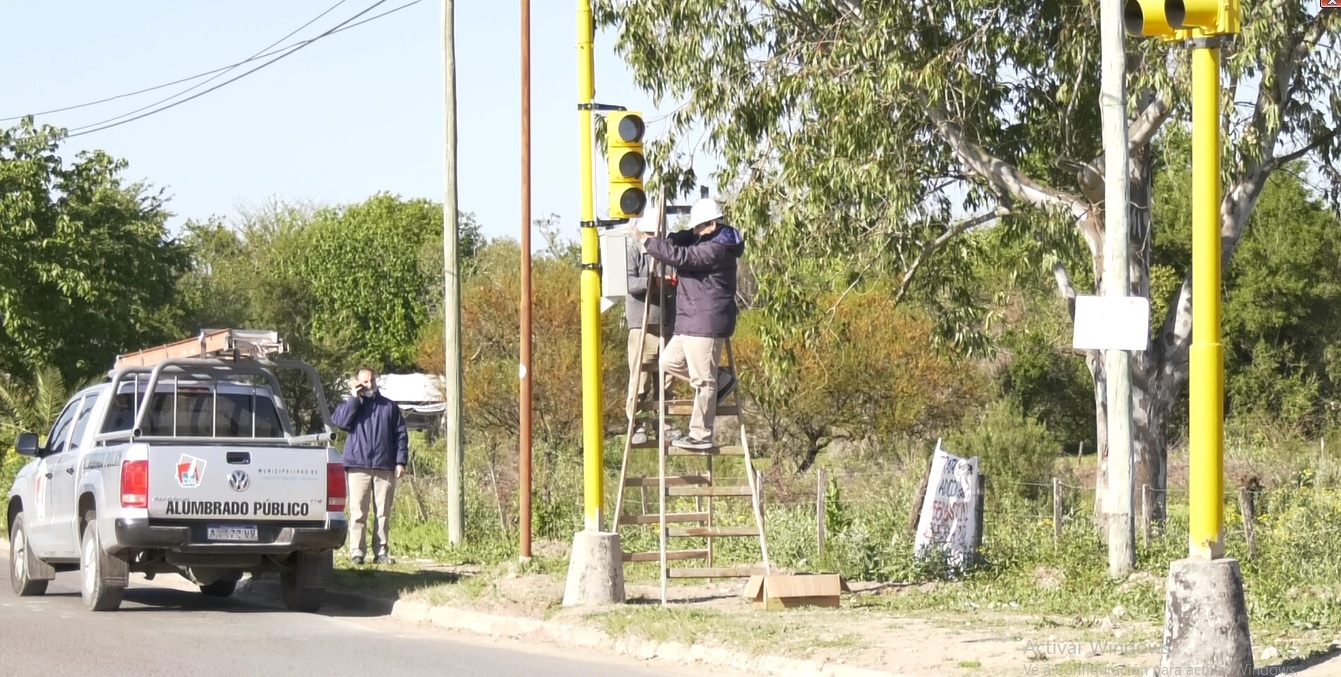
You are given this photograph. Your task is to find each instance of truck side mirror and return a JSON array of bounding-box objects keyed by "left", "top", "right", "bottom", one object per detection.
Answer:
[{"left": 14, "top": 432, "right": 40, "bottom": 457}]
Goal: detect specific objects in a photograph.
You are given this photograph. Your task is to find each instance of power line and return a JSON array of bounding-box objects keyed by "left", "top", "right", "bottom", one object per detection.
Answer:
[
  {"left": 63, "top": 0, "right": 403, "bottom": 138},
  {"left": 65, "top": 0, "right": 355, "bottom": 131},
  {"left": 9, "top": 0, "right": 420, "bottom": 134}
]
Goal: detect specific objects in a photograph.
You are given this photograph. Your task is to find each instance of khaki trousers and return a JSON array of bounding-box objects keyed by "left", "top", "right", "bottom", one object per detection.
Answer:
[
  {"left": 347, "top": 468, "right": 396, "bottom": 558},
  {"left": 660, "top": 335, "right": 726, "bottom": 441},
  {"left": 628, "top": 328, "right": 673, "bottom": 414}
]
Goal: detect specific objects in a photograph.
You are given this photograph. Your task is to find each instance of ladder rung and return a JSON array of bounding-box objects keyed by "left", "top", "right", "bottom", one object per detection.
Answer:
[
  {"left": 623, "top": 549, "right": 709, "bottom": 563},
  {"left": 667, "top": 566, "right": 766, "bottom": 579},
  {"left": 638, "top": 401, "right": 740, "bottom": 417},
  {"left": 623, "top": 475, "right": 710, "bottom": 488},
  {"left": 667, "top": 444, "right": 744, "bottom": 457},
  {"left": 618, "top": 512, "right": 710, "bottom": 525},
  {"left": 668, "top": 526, "right": 760, "bottom": 538},
  {"left": 667, "top": 485, "right": 754, "bottom": 497}
]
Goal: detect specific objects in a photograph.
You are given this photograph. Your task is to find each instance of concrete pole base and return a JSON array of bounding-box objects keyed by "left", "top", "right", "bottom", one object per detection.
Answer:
[
  {"left": 1161, "top": 558, "right": 1254, "bottom": 675},
  {"left": 561, "top": 530, "right": 625, "bottom": 607}
]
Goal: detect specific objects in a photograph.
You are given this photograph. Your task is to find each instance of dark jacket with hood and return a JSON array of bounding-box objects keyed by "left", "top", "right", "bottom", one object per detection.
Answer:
[
  {"left": 643, "top": 225, "right": 745, "bottom": 338},
  {"left": 332, "top": 391, "right": 409, "bottom": 471}
]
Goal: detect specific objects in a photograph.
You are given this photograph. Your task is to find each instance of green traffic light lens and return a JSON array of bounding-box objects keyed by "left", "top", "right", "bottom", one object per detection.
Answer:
[{"left": 618, "top": 187, "right": 646, "bottom": 215}]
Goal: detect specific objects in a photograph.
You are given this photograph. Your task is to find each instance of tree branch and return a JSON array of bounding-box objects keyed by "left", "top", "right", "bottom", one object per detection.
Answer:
[
  {"left": 1051, "top": 260, "right": 1078, "bottom": 320},
  {"left": 892, "top": 207, "right": 1009, "bottom": 306}
]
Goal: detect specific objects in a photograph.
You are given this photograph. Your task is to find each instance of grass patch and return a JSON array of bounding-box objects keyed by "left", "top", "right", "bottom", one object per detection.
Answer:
[
  {"left": 958, "top": 660, "right": 982, "bottom": 669},
  {"left": 589, "top": 606, "right": 866, "bottom": 659}
]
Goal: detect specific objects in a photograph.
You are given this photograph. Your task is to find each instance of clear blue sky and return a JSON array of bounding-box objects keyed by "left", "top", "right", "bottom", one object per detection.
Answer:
[{"left": 0, "top": 0, "right": 720, "bottom": 246}]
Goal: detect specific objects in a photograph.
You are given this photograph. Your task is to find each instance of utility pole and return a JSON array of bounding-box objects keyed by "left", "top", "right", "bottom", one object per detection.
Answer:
[
  {"left": 519, "top": 0, "right": 534, "bottom": 562},
  {"left": 442, "top": 0, "right": 465, "bottom": 546},
  {"left": 1101, "top": 0, "right": 1134, "bottom": 577}
]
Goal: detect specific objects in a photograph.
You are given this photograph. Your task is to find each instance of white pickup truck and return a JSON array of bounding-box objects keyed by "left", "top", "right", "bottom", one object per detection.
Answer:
[{"left": 5, "top": 330, "right": 347, "bottom": 612}]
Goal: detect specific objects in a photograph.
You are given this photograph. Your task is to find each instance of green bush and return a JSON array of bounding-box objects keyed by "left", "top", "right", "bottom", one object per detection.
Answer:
[{"left": 943, "top": 398, "right": 1059, "bottom": 503}]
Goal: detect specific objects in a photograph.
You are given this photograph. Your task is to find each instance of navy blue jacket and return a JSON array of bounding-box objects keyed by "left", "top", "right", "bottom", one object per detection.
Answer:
[
  {"left": 643, "top": 225, "right": 745, "bottom": 338},
  {"left": 332, "top": 393, "right": 409, "bottom": 471}
]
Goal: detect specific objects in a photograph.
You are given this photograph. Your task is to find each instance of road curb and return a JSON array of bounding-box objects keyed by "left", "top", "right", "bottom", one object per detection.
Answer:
[{"left": 0, "top": 537, "right": 895, "bottom": 676}]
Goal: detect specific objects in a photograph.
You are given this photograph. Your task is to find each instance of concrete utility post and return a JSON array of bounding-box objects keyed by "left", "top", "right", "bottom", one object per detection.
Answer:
[
  {"left": 1100, "top": 0, "right": 1135, "bottom": 579},
  {"left": 1125, "top": 0, "right": 1253, "bottom": 672},
  {"left": 441, "top": 0, "right": 465, "bottom": 546}
]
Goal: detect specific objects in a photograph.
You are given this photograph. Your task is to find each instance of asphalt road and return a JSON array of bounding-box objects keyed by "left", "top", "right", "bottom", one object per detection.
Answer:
[{"left": 0, "top": 550, "right": 733, "bottom": 677}]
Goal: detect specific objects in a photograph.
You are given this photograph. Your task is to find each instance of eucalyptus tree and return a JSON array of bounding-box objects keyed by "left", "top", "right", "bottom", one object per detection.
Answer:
[{"left": 595, "top": 0, "right": 1340, "bottom": 522}]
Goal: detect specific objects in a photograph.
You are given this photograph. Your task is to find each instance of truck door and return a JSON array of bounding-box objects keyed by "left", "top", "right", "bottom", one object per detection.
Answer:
[
  {"left": 47, "top": 394, "right": 98, "bottom": 557},
  {"left": 27, "top": 398, "right": 81, "bottom": 556}
]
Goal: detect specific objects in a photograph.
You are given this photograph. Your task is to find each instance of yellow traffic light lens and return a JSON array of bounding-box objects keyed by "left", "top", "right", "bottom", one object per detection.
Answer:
[{"left": 615, "top": 114, "right": 644, "bottom": 143}]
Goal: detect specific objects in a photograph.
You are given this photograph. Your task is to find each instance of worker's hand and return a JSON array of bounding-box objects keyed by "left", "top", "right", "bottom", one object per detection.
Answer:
[
  {"left": 395, "top": 464, "right": 405, "bottom": 479},
  {"left": 348, "top": 378, "right": 362, "bottom": 398},
  {"left": 625, "top": 223, "right": 648, "bottom": 243}
]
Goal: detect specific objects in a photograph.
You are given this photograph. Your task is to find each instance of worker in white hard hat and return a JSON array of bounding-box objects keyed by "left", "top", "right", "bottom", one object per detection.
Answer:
[
  {"left": 626, "top": 197, "right": 742, "bottom": 450},
  {"left": 625, "top": 205, "right": 677, "bottom": 445}
]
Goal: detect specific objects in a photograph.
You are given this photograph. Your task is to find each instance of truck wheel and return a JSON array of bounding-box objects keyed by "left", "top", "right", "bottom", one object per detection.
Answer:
[
  {"left": 199, "top": 579, "right": 238, "bottom": 597},
  {"left": 80, "top": 517, "right": 124, "bottom": 612},
  {"left": 280, "top": 571, "right": 326, "bottom": 612},
  {"left": 9, "top": 513, "right": 48, "bottom": 596}
]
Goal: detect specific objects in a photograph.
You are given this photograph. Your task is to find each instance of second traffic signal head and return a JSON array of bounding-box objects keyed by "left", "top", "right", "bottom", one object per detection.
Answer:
[
  {"left": 606, "top": 110, "right": 646, "bottom": 220},
  {"left": 1124, "top": 0, "right": 1239, "bottom": 38}
]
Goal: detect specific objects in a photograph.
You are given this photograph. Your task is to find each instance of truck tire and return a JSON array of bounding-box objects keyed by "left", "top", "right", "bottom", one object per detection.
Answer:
[
  {"left": 9, "top": 513, "right": 48, "bottom": 596},
  {"left": 280, "top": 551, "right": 331, "bottom": 613},
  {"left": 80, "top": 516, "right": 125, "bottom": 612},
  {"left": 199, "top": 579, "right": 238, "bottom": 597}
]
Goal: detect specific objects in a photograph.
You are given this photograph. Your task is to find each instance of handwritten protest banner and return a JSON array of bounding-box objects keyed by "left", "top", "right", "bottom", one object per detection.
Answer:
[{"left": 913, "top": 439, "right": 980, "bottom": 570}]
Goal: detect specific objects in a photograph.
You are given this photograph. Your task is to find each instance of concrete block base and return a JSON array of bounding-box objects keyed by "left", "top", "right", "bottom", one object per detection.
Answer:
[
  {"left": 1161, "top": 558, "right": 1254, "bottom": 675},
  {"left": 561, "top": 530, "right": 625, "bottom": 607}
]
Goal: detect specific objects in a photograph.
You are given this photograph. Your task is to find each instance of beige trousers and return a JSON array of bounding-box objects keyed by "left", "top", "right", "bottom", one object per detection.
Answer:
[
  {"left": 628, "top": 328, "right": 673, "bottom": 415},
  {"left": 660, "top": 335, "right": 726, "bottom": 441},
  {"left": 347, "top": 468, "right": 396, "bottom": 558}
]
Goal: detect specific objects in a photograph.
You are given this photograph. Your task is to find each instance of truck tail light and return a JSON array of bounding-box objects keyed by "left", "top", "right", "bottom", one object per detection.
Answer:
[
  {"left": 120, "top": 460, "right": 148, "bottom": 508},
  {"left": 326, "top": 463, "right": 346, "bottom": 511}
]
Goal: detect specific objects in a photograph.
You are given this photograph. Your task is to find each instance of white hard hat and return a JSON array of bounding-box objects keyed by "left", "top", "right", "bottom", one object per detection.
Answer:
[
  {"left": 635, "top": 206, "right": 664, "bottom": 233},
  {"left": 688, "top": 198, "right": 724, "bottom": 228}
]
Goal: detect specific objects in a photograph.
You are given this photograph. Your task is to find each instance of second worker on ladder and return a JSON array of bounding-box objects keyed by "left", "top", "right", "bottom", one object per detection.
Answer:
[{"left": 627, "top": 197, "right": 742, "bottom": 450}]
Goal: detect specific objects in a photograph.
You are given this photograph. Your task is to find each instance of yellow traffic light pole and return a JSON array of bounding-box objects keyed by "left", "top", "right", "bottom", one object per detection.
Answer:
[
  {"left": 576, "top": 0, "right": 602, "bottom": 531},
  {"left": 1124, "top": 0, "right": 1238, "bottom": 561},
  {"left": 1187, "top": 36, "right": 1225, "bottom": 560}
]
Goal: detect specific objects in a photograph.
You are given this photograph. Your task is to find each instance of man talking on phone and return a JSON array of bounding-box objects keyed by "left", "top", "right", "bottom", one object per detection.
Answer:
[{"left": 332, "top": 366, "right": 408, "bottom": 565}]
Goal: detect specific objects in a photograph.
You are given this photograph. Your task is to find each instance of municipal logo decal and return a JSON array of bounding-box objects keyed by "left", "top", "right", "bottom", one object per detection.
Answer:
[{"left": 177, "top": 454, "right": 206, "bottom": 488}]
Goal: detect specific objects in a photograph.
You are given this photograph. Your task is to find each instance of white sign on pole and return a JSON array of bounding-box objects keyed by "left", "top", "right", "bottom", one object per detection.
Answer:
[
  {"left": 1071, "top": 295, "right": 1150, "bottom": 351},
  {"left": 913, "top": 440, "right": 980, "bottom": 571}
]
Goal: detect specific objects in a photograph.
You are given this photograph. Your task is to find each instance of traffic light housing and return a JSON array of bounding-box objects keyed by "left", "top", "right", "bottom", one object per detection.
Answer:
[
  {"left": 606, "top": 111, "right": 646, "bottom": 220},
  {"left": 1124, "top": 0, "right": 1239, "bottom": 38}
]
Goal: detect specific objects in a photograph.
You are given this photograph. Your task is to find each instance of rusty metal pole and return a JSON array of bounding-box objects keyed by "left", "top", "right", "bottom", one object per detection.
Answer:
[{"left": 518, "top": 0, "right": 534, "bottom": 562}]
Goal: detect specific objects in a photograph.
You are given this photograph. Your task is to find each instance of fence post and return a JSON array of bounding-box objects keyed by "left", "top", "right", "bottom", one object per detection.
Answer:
[
  {"left": 1053, "top": 477, "right": 1063, "bottom": 542},
  {"left": 972, "top": 472, "right": 986, "bottom": 562},
  {"left": 816, "top": 469, "right": 827, "bottom": 552},
  {"left": 1239, "top": 487, "right": 1257, "bottom": 561},
  {"left": 1141, "top": 484, "right": 1152, "bottom": 549}
]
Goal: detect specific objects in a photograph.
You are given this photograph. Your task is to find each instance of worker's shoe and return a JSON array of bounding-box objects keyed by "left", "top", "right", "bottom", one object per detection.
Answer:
[
  {"left": 716, "top": 369, "right": 738, "bottom": 406},
  {"left": 672, "top": 436, "right": 713, "bottom": 450},
  {"left": 631, "top": 426, "right": 649, "bottom": 445},
  {"left": 375, "top": 553, "right": 396, "bottom": 565}
]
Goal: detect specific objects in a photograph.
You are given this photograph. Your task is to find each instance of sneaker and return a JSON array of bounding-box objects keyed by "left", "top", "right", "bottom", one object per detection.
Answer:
[
  {"left": 375, "top": 554, "right": 396, "bottom": 565},
  {"left": 631, "top": 427, "right": 649, "bottom": 445},
  {"left": 716, "top": 369, "right": 738, "bottom": 406},
  {"left": 663, "top": 427, "right": 685, "bottom": 442},
  {"left": 350, "top": 555, "right": 365, "bottom": 565},
  {"left": 671, "top": 436, "right": 713, "bottom": 450}
]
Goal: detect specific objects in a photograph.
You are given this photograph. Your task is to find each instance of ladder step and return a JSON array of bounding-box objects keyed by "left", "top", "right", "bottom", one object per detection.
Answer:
[
  {"left": 617, "top": 512, "right": 710, "bottom": 526},
  {"left": 623, "top": 549, "right": 709, "bottom": 563},
  {"left": 667, "top": 526, "right": 760, "bottom": 538},
  {"left": 667, "top": 485, "right": 754, "bottom": 497},
  {"left": 667, "top": 566, "right": 767, "bottom": 579},
  {"left": 638, "top": 401, "right": 740, "bottom": 417},
  {"left": 623, "top": 475, "right": 710, "bottom": 488},
  {"left": 667, "top": 444, "right": 744, "bottom": 457}
]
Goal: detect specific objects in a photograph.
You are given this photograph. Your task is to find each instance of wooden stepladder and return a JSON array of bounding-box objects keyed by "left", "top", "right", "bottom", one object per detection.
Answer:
[{"left": 610, "top": 218, "right": 771, "bottom": 606}]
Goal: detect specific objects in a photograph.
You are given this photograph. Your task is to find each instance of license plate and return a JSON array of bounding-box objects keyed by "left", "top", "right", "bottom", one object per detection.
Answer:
[{"left": 207, "top": 525, "right": 258, "bottom": 542}]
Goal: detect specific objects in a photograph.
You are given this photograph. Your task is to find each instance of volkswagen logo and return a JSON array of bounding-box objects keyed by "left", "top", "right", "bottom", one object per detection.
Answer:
[{"left": 228, "top": 470, "right": 250, "bottom": 492}]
